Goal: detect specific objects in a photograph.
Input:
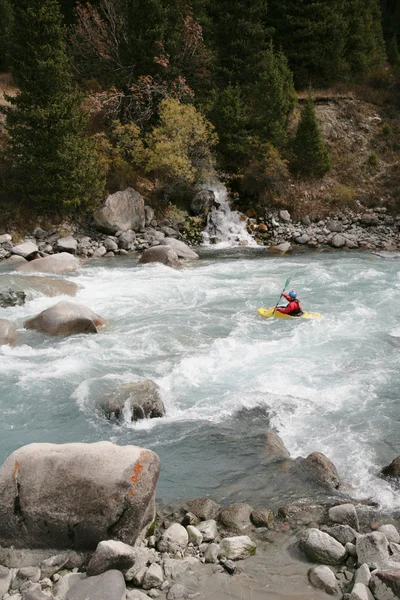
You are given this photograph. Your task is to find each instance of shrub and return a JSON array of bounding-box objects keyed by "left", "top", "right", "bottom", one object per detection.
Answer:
[
  {"left": 367, "top": 152, "right": 379, "bottom": 167},
  {"left": 240, "top": 143, "right": 290, "bottom": 206},
  {"left": 329, "top": 184, "right": 357, "bottom": 209}
]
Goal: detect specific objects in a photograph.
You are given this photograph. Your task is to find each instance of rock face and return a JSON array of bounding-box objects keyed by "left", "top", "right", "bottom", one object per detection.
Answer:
[
  {"left": 301, "top": 452, "right": 340, "bottom": 489},
  {"left": 299, "top": 528, "right": 347, "bottom": 565},
  {"left": 65, "top": 570, "right": 126, "bottom": 600},
  {"left": 381, "top": 456, "right": 400, "bottom": 478},
  {"left": 94, "top": 188, "right": 145, "bottom": 234},
  {"left": 0, "top": 319, "right": 17, "bottom": 345},
  {"left": 160, "top": 238, "right": 199, "bottom": 260},
  {"left": 15, "top": 253, "right": 80, "bottom": 274},
  {"left": 102, "top": 381, "right": 165, "bottom": 422},
  {"left": 139, "top": 246, "right": 181, "bottom": 268},
  {"left": 191, "top": 190, "right": 215, "bottom": 216},
  {"left": 24, "top": 301, "right": 105, "bottom": 336},
  {"left": 0, "top": 441, "right": 160, "bottom": 549}
]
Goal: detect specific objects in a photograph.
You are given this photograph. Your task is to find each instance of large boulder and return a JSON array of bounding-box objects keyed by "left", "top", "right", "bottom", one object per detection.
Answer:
[
  {"left": 158, "top": 523, "right": 188, "bottom": 554},
  {"left": 190, "top": 190, "right": 215, "bottom": 216},
  {"left": 0, "top": 441, "right": 160, "bottom": 549},
  {"left": 369, "top": 569, "right": 400, "bottom": 600},
  {"left": 329, "top": 504, "right": 360, "bottom": 531},
  {"left": 87, "top": 540, "right": 136, "bottom": 577},
  {"left": 0, "top": 319, "right": 17, "bottom": 345},
  {"left": 218, "top": 536, "right": 256, "bottom": 561},
  {"left": 11, "top": 241, "right": 39, "bottom": 259},
  {"left": 184, "top": 498, "right": 220, "bottom": 522},
  {"left": 15, "top": 253, "right": 80, "bottom": 275},
  {"left": 65, "top": 570, "right": 126, "bottom": 600},
  {"left": 356, "top": 532, "right": 394, "bottom": 570},
  {"left": 57, "top": 237, "right": 78, "bottom": 254},
  {"left": 24, "top": 301, "right": 104, "bottom": 336},
  {"left": 300, "top": 452, "right": 340, "bottom": 489},
  {"left": 218, "top": 503, "right": 252, "bottom": 533},
  {"left": 139, "top": 246, "right": 181, "bottom": 268},
  {"left": 160, "top": 238, "right": 199, "bottom": 260},
  {"left": 94, "top": 188, "right": 145, "bottom": 234},
  {"left": 299, "top": 529, "right": 347, "bottom": 565},
  {"left": 308, "top": 565, "right": 338, "bottom": 596},
  {"left": 102, "top": 381, "right": 165, "bottom": 422},
  {"left": 381, "top": 456, "right": 400, "bottom": 478},
  {"left": 263, "top": 432, "right": 290, "bottom": 464}
]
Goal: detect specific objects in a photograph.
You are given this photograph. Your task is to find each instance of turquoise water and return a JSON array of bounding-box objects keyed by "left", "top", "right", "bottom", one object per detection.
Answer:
[{"left": 0, "top": 249, "right": 399, "bottom": 508}]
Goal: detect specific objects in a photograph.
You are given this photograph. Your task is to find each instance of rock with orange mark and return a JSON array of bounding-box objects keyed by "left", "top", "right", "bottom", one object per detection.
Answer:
[
  {"left": 24, "top": 301, "right": 104, "bottom": 336},
  {"left": 0, "top": 441, "right": 160, "bottom": 550},
  {"left": 0, "top": 319, "right": 17, "bottom": 345},
  {"left": 258, "top": 223, "right": 268, "bottom": 233}
]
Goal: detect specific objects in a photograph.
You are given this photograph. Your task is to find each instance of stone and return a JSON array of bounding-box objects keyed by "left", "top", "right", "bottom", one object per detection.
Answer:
[
  {"left": 186, "top": 526, "right": 202, "bottom": 546},
  {"left": 218, "top": 536, "right": 256, "bottom": 561},
  {"left": 139, "top": 246, "right": 180, "bottom": 268},
  {"left": 349, "top": 583, "right": 374, "bottom": 600},
  {"left": 331, "top": 234, "right": 347, "bottom": 248},
  {"left": 11, "top": 242, "right": 39, "bottom": 259},
  {"left": 93, "top": 246, "right": 107, "bottom": 258},
  {"left": 322, "top": 525, "right": 359, "bottom": 545},
  {"left": 104, "top": 237, "right": 119, "bottom": 252},
  {"left": 102, "top": 381, "right": 165, "bottom": 422},
  {"left": 346, "top": 542, "right": 357, "bottom": 557},
  {"left": 162, "top": 558, "right": 192, "bottom": 581},
  {"left": 160, "top": 238, "right": 199, "bottom": 260},
  {"left": 4, "top": 255, "right": 27, "bottom": 265},
  {"left": 21, "top": 583, "right": 49, "bottom": 600},
  {"left": 158, "top": 524, "right": 189, "bottom": 554},
  {"left": 127, "top": 591, "right": 151, "bottom": 600},
  {"left": 144, "top": 206, "right": 155, "bottom": 227},
  {"left": 0, "top": 319, "right": 17, "bottom": 345},
  {"left": 279, "top": 210, "right": 291, "bottom": 222},
  {"left": 24, "top": 301, "right": 104, "bottom": 336},
  {"left": 329, "top": 504, "right": 360, "bottom": 531},
  {"left": 167, "top": 584, "right": 187, "bottom": 600},
  {"left": 302, "top": 452, "right": 340, "bottom": 489},
  {"left": 118, "top": 231, "right": 136, "bottom": 250},
  {"left": 124, "top": 547, "right": 158, "bottom": 582},
  {"left": 378, "top": 525, "right": 400, "bottom": 544},
  {"left": 218, "top": 503, "right": 252, "bottom": 533},
  {"left": 56, "top": 237, "right": 77, "bottom": 254},
  {"left": 0, "top": 566, "right": 12, "bottom": 597},
  {"left": 12, "top": 567, "right": 41, "bottom": 589},
  {"left": 327, "top": 220, "right": 343, "bottom": 233},
  {"left": 15, "top": 253, "right": 80, "bottom": 274},
  {"left": 196, "top": 520, "right": 218, "bottom": 542},
  {"left": 369, "top": 569, "right": 400, "bottom": 600},
  {"left": 308, "top": 565, "right": 338, "bottom": 595},
  {"left": 381, "top": 457, "right": 400, "bottom": 478},
  {"left": 354, "top": 564, "right": 371, "bottom": 587},
  {"left": 204, "top": 544, "right": 219, "bottom": 564},
  {"left": 147, "top": 591, "right": 160, "bottom": 599},
  {"left": 295, "top": 234, "right": 310, "bottom": 245},
  {"left": 0, "top": 290, "right": 26, "bottom": 308},
  {"left": 142, "top": 563, "right": 164, "bottom": 590},
  {"left": 0, "top": 233, "right": 12, "bottom": 244},
  {"left": 65, "top": 570, "right": 126, "bottom": 600},
  {"left": 190, "top": 190, "right": 215, "bottom": 216},
  {"left": 268, "top": 242, "right": 292, "bottom": 254},
  {"left": 94, "top": 188, "right": 145, "bottom": 234},
  {"left": 8, "top": 276, "right": 77, "bottom": 298},
  {"left": 262, "top": 432, "right": 290, "bottom": 463},
  {"left": 356, "top": 532, "right": 393, "bottom": 569},
  {"left": 250, "top": 508, "right": 274, "bottom": 528},
  {"left": 0, "top": 441, "right": 160, "bottom": 549},
  {"left": 40, "top": 554, "right": 70, "bottom": 578},
  {"left": 219, "top": 558, "right": 236, "bottom": 575},
  {"left": 299, "top": 529, "right": 347, "bottom": 565},
  {"left": 87, "top": 540, "right": 136, "bottom": 576},
  {"left": 33, "top": 228, "right": 47, "bottom": 240},
  {"left": 185, "top": 498, "right": 220, "bottom": 521}
]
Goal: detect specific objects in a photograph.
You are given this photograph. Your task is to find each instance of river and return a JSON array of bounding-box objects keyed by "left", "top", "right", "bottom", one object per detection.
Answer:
[{"left": 0, "top": 249, "right": 399, "bottom": 511}]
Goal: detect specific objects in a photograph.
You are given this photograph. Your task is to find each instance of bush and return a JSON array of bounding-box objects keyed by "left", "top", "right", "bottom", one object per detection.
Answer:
[
  {"left": 240, "top": 143, "right": 290, "bottom": 206},
  {"left": 382, "top": 123, "right": 391, "bottom": 135},
  {"left": 329, "top": 184, "right": 357, "bottom": 209},
  {"left": 367, "top": 152, "right": 379, "bottom": 167}
]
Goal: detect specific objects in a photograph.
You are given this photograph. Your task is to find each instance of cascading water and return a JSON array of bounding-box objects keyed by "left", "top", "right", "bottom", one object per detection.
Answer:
[{"left": 202, "top": 183, "right": 258, "bottom": 247}]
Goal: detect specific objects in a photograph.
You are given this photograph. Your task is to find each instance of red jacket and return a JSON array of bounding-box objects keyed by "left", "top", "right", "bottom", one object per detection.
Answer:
[{"left": 277, "top": 293, "right": 303, "bottom": 315}]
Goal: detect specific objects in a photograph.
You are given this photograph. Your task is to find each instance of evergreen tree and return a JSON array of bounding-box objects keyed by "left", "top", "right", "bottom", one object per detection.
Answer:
[
  {"left": 380, "top": 0, "right": 400, "bottom": 63},
  {"left": 5, "top": 0, "right": 104, "bottom": 209},
  {"left": 0, "top": 0, "right": 13, "bottom": 72},
  {"left": 291, "top": 96, "right": 330, "bottom": 178}
]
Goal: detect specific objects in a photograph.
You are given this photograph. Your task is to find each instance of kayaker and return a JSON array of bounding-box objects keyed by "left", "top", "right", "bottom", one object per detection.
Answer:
[{"left": 277, "top": 291, "right": 303, "bottom": 316}]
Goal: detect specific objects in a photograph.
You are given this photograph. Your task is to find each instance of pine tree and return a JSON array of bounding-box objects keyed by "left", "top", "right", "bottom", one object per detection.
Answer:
[
  {"left": 291, "top": 96, "right": 331, "bottom": 178},
  {"left": 0, "top": 0, "right": 13, "bottom": 72},
  {"left": 380, "top": 0, "right": 400, "bottom": 64},
  {"left": 5, "top": 0, "right": 104, "bottom": 210}
]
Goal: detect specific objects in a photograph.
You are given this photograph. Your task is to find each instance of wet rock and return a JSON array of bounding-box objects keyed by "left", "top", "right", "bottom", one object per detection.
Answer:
[
  {"left": 0, "top": 566, "right": 12, "bottom": 597},
  {"left": 378, "top": 525, "right": 400, "bottom": 544},
  {"left": 142, "top": 563, "right": 164, "bottom": 590},
  {"left": 381, "top": 457, "right": 400, "bottom": 478},
  {"left": 139, "top": 246, "right": 181, "bottom": 268},
  {"left": 15, "top": 253, "right": 80, "bottom": 274},
  {"left": 24, "top": 301, "right": 105, "bottom": 336},
  {"left": 204, "top": 543, "right": 220, "bottom": 563},
  {"left": 160, "top": 238, "right": 199, "bottom": 260},
  {"left": 250, "top": 508, "right": 274, "bottom": 528},
  {"left": 301, "top": 452, "right": 340, "bottom": 489},
  {"left": 299, "top": 529, "right": 347, "bottom": 565},
  {"left": 354, "top": 564, "right": 371, "bottom": 587},
  {"left": 356, "top": 532, "right": 392, "bottom": 569},
  {"left": 295, "top": 234, "right": 310, "bottom": 245},
  {"left": 10, "top": 276, "right": 78, "bottom": 298},
  {"left": 262, "top": 432, "right": 290, "bottom": 464},
  {"left": 11, "top": 241, "right": 39, "bottom": 259},
  {"left": 269, "top": 242, "right": 292, "bottom": 254},
  {"left": 185, "top": 498, "right": 220, "bottom": 521},
  {"left": 87, "top": 540, "right": 136, "bottom": 576},
  {"left": 102, "top": 381, "right": 165, "bottom": 422},
  {"left": 0, "top": 441, "right": 160, "bottom": 549},
  {"left": 219, "top": 558, "right": 236, "bottom": 575},
  {"left": 158, "top": 524, "right": 189, "bottom": 554},
  {"left": 65, "top": 570, "right": 126, "bottom": 600},
  {"left": 191, "top": 189, "right": 215, "bottom": 216},
  {"left": 218, "top": 503, "right": 253, "bottom": 533},
  {"left": 331, "top": 234, "right": 347, "bottom": 248},
  {"left": 321, "top": 525, "right": 359, "bottom": 545},
  {"left": 196, "top": 520, "right": 218, "bottom": 542},
  {"left": 118, "top": 231, "right": 136, "bottom": 250},
  {"left": 349, "top": 582, "right": 374, "bottom": 600},
  {"left": 308, "top": 565, "right": 338, "bottom": 595},
  {"left": 186, "top": 526, "right": 202, "bottom": 546},
  {"left": 0, "top": 319, "right": 17, "bottom": 345},
  {"left": 0, "top": 290, "right": 26, "bottom": 307},
  {"left": 57, "top": 237, "right": 78, "bottom": 254},
  {"left": 218, "top": 536, "right": 256, "bottom": 560},
  {"left": 329, "top": 504, "right": 360, "bottom": 531},
  {"left": 167, "top": 584, "right": 188, "bottom": 600},
  {"left": 94, "top": 188, "right": 145, "bottom": 234},
  {"left": 369, "top": 569, "right": 400, "bottom": 600}
]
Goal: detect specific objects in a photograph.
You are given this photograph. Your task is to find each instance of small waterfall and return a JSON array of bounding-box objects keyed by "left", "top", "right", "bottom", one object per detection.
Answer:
[{"left": 202, "top": 184, "right": 257, "bottom": 247}]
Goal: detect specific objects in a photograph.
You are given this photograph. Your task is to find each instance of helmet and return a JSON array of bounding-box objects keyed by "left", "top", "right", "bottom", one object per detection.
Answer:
[{"left": 288, "top": 291, "right": 297, "bottom": 299}]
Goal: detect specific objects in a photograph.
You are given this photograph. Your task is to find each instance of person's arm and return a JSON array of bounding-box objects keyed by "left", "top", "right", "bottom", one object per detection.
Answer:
[
  {"left": 282, "top": 293, "right": 291, "bottom": 302},
  {"left": 277, "top": 303, "right": 293, "bottom": 314}
]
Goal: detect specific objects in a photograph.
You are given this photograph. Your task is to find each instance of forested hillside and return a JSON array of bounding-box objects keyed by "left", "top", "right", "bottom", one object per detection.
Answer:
[{"left": 0, "top": 0, "right": 399, "bottom": 224}]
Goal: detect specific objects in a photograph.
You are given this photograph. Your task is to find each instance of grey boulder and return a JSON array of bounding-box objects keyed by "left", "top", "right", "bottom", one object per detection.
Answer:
[
  {"left": 299, "top": 528, "right": 347, "bottom": 565},
  {"left": 191, "top": 189, "right": 215, "bottom": 216},
  {"left": 57, "top": 236, "right": 78, "bottom": 254},
  {"left": 196, "top": 519, "right": 218, "bottom": 542},
  {"left": 15, "top": 253, "right": 80, "bottom": 274},
  {"left": 369, "top": 569, "right": 400, "bottom": 600},
  {"left": 24, "top": 301, "right": 104, "bottom": 336},
  {"left": 102, "top": 381, "right": 165, "bottom": 422},
  {"left": 301, "top": 452, "right": 340, "bottom": 489},
  {"left": 262, "top": 432, "right": 290, "bottom": 464},
  {"left": 218, "top": 536, "right": 256, "bottom": 560},
  {"left": 118, "top": 231, "right": 136, "bottom": 250},
  {"left": 308, "top": 565, "right": 338, "bottom": 595},
  {"left": 0, "top": 441, "right": 160, "bottom": 549},
  {"left": 142, "top": 562, "right": 164, "bottom": 590},
  {"left": 11, "top": 241, "right": 38, "bottom": 259},
  {"left": 356, "top": 532, "right": 396, "bottom": 570},
  {"left": 87, "top": 540, "right": 136, "bottom": 576},
  {"left": 0, "top": 319, "right": 17, "bottom": 345},
  {"left": 158, "top": 523, "right": 188, "bottom": 554},
  {"left": 65, "top": 570, "right": 126, "bottom": 600},
  {"left": 167, "top": 583, "right": 188, "bottom": 599},
  {"left": 378, "top": 524, "right": 400, "bottom": 544},
  {"left": 218, "top": 503, "right": 253, "bottom": 533},
  {"left": 161, "top": 238, "right": 199, "bottom": 260},
  {"left": 94, "top": 188, "right": 145, "bottom": 234},
  {"left": 329, "top": 504, "right": 360, "bottom": 531},
  {"left": 139, "top": 246, "right": 181, "bottom": 268},
  {"left": 0, "top": 565, "right": 12, "bottom": 597},
  {"left": 349, "top": 583, "right": 374, "bottom": 600},
  {"left": 321, "top": 524, "right": 359, "bottom": 545},
  {"left": 185, "top": 498, "right": 220, "bottom": 521}
]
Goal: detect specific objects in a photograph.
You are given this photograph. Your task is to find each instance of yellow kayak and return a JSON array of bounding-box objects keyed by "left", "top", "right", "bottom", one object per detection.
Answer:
[{"left": 258, "top": 307, "right": 323, "bottom": 320}]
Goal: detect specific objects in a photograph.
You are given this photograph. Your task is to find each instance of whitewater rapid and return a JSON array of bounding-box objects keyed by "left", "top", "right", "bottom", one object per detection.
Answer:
[{"left": 0, "top": 250, "right": 399, "bottom": 508}]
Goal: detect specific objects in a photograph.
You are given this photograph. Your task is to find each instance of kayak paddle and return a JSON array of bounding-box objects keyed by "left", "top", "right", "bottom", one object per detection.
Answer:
[{"left": 272, "top": 277, "right": 291, "bottom": 316}]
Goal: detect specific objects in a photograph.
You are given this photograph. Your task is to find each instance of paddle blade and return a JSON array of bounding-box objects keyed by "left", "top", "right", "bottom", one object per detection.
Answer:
[{"left": 284, "top": 277, "right": 291, "bottom": 288}]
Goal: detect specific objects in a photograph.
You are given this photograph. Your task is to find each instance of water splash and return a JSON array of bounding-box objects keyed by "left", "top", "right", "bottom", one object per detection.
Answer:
[{"left": 202, "top": 183, "right": 257, "bottom": 247}]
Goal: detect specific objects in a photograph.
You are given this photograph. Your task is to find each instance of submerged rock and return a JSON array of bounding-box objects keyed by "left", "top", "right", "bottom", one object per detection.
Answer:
[
  {"left": 15, "top": 253, "right": 80, "bottom": 274},
  {"left": 300, "top": 452, "right": 340, "bottom": 489},
  {"left": 0, "top": 441, "right": 160, "bottom": 549},
  {"left": 0, "top": 319, "right": 17, "bottom": 345},
  {"left": 94, "top": 188, "right": 145, "bottom": 234},
  {"left": 381, "top": 456, "right": 400, "bottom": 478},
  {"left": 0, "top": 290, "right": 26, "bottom": 307},
  {"left": 218, "top": 536, "right": 256, "bottom": 560},
  {"left": 160, "top": 238, "right": 199, "bottom": 260},
  {"left": 101, "top": 381, "right": 165, "bottom": 422},
  {"left": 262, "top": 432, "right": 291, "bottom": 464},
  {"left": 24, "top": 301, "right": 104, "bottom": 336},
  {"left": 139, "top": 246, "right": 181, "bottom": 268}
]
